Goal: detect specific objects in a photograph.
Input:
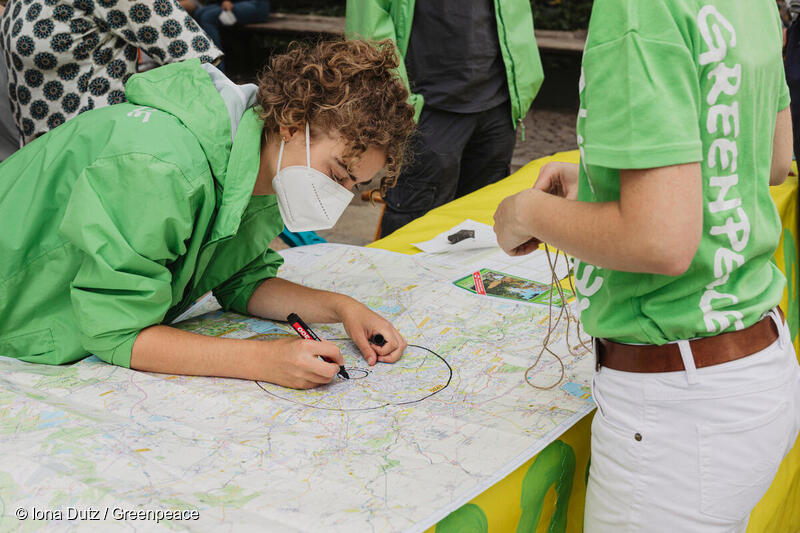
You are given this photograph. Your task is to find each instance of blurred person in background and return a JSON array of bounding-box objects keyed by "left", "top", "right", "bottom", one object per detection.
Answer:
[
  {"left": 347, "top": 0, "right": 544, "bottom": 237},
  {"left": 785, "top": 0, "right": 800, "bottom": 159},
  {"left": 0, "top": 0, "right": 19, "bottom": 159},
  {"left": 192, "top": 0, "right": 270, "bottom": 72},
  {"left": 0, "top": 0, "right": 222, "bottom": 144}
]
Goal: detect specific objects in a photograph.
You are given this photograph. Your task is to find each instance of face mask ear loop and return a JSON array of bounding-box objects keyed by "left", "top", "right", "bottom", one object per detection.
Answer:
[
  {"left": 305, "top": 121, "right": 311, "bottom": 168},
  {"left": 276, "top": 136, "right": 285, "bottom": 173}
]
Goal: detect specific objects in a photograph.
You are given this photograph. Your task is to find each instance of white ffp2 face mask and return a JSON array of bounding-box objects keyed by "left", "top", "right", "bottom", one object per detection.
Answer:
[{"left": 272, "top": 123, "right": 354, "bottom": 233}]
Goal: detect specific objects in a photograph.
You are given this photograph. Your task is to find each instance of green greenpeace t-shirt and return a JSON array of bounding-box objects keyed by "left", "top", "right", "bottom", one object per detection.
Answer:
[{"left": 575, "top": 0, "right": 790, "bottom": 344}]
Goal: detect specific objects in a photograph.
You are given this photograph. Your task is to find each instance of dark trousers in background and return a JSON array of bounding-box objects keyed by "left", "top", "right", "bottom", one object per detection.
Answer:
[
  {"left": 786, "top": 16, "right": 800, "bottom": 160},
  {"left": 380, "top": 100, "right": 516, "bottom": 238}
]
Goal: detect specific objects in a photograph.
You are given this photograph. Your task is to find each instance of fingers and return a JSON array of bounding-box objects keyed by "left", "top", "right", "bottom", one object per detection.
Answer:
[
  {"left": 534, "top": 162, "right": 579, "bottom": 198},
  {"left": 495, "top": 226, "right": 525, "bottom": 256},
  {"left": 376, "top": 328, "right": 406, "bottom": 364},
  {"left": 287, "top": 366, "right": 335, "bottom": 389},
  {"left": 284, "top": 322, "right": 405, "bottom": 389},
  {"left": 306, "top": 357, "right": 339, "bottom": 382},
  {"left": 493, "top": 191, "right": 545, "bottom": 256},
  {"left": 533, "top": 162, "right": 558, "bottom": 192},
  {"left": 349, "top": 320, "right": 405, "bottom": 366},
  {"left": 493, "top": 194, "right": 533, "bottom": 256},
  {"left": 309, "top": 339, "right": 344, "bottom": 365},
  {"left": 496, "top": 234, "right": 516, "bottom": 255},
  {"left": 493, "top": 204, "right": 513, "bottom": 255},
  {"left": 511, "top": 237, "right": 542, "bottom": 256},
  {"left": 350, "top": 327, "right": 378, "bottom": 366},
  {"left": 295, "top": 374, "right": 332, "bottom": 389},
  {"left": 292, "top": 339, "right": 340, "bottom": 385}
]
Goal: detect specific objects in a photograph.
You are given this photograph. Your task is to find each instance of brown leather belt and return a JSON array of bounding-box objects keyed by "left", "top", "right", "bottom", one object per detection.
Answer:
[{"left": 596, "top": 308, "right": 783, "bottom": 373}]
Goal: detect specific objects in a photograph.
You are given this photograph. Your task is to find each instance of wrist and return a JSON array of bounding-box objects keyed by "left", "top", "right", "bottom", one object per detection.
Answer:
[
  {"left": 330, "top": 292, "right": 358, "bottom": 322},
  {"left": 517, "top": 188, "right": 542, "bottom": 233},
  {"left": 235, "top": 339, "right": 276, "bottom": 381}
]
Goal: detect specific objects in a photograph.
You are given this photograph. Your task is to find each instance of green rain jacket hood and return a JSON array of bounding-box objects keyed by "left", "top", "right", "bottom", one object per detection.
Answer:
[{"left": 0, "top": 59, "right": 285, "bottom": 368}]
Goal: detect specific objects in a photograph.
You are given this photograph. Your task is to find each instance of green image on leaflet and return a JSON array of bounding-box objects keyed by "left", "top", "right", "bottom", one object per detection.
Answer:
[
  {"left": 436, "top": 503, "right": 488, "bottom": 533},
  {"left": 783, "top": 228, "right": 799, "bottom": 343},
  {"left": 516, "top": 440, "right": 576, "bottom": 533}
]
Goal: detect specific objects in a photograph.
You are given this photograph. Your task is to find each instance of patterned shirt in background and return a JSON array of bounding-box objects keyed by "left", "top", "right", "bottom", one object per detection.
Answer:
[
  {"left": 0, "top": 0, "right": 223, "bottom": 143},
  {"left": 787, "top": 0, "right": 800, "bottom": 20}
]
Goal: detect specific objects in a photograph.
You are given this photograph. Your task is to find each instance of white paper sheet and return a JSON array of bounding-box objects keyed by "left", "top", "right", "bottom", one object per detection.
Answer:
[{"left": 412, "top": 219, "right": 498, "bottom": 253}]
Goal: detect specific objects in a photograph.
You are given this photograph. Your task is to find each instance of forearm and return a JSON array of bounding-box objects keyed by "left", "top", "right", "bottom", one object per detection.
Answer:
[
  {"left": 770, "top": 107, "right": 792, "bottom": 186},
  {"left": 130, "top": 325, "right": 266, "bottom": 379},
  {"left": 519, "top": 191, "right": 667, "bottom": 272},
  {"left": 246, "top": 277, "right": 354, "bottom": 323},
  {"left": 520, "top": 180, "right": 700, "bottom": 276}
]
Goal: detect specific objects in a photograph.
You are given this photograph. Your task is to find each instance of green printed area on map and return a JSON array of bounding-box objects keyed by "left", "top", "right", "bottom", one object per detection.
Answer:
[
  {"left": 453, "top": 268, "right": 574, "bottom": 306},
  {"left": 176, "top": 310, "right": 295, "bottom": 340}
]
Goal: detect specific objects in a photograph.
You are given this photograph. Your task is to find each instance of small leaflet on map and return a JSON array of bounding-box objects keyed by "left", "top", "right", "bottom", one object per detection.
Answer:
[{"left": 453, "top": 268, "right": 574, "bottom": 306}]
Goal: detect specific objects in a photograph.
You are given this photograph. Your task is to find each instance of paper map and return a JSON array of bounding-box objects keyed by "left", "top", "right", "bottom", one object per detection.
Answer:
[{"left": 0, "top": 244, "right": 594, "bottom": 532}]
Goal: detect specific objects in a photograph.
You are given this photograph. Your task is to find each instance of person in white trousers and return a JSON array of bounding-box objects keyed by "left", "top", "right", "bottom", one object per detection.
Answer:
[{"left": 493, "top": 0, "right": 800, "bottom": 530}]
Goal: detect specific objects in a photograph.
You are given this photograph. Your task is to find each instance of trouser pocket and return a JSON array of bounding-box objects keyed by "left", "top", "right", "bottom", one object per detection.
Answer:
[
  {"left": 591, "top": 372, "right": 641, "bottom": 438},
  {"left": 698, "top": 399, "right": 792, "bottom": 521}
]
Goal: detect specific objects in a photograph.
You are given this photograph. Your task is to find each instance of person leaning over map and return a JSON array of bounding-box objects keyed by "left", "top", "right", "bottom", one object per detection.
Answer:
[
  {"left": 493, "top": 1, "right": 800, "bottom": 531},
  {"left": 0, "top": 39, "right": 415, "bottom": 389}
]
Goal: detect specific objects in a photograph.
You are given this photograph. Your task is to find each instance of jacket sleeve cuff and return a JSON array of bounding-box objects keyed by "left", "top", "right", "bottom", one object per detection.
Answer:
[
  {"left": 213, "top": 249, "right": 284, "bottom": 314},
  {"left": 91, "top": 333, "right": 137, "bottom": 369},
  {"left": 217, "top": 281, "right": 264, "bottom": 315}
]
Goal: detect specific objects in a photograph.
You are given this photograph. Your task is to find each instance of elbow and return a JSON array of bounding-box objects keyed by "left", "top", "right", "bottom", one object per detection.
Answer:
[
  {"left": 770, "top": 163, "right": 791, "bottom": 186},
  {"left": 770, "top": 152, "right": 792, "bottom": 186},
  {"left": 646, "top": 205, "right": 702, "bottom": 276},
  {"left": 655, "top": 252, "right": 694, "bottom": 277},
  {"left": 646, "top": 232, "right": 700, "bottom": 277}
]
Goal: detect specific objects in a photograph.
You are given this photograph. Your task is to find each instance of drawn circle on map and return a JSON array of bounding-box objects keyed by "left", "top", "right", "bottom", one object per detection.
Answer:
[
  {"left": 256, "top": 341, "right": 452, "bottom": 411},
  {"left": 345, "top": 368, "right": 370, "bottom": 380}
]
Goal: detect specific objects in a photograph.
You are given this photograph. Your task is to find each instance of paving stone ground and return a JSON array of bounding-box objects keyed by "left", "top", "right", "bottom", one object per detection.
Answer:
[{"left": 272, "top": 107, "right": 578, "bottom": 250}]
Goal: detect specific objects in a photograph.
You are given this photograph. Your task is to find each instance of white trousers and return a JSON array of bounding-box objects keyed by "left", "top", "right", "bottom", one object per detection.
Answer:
[{"left": 584, "top": 310, "right": 800, "bottom": 532}]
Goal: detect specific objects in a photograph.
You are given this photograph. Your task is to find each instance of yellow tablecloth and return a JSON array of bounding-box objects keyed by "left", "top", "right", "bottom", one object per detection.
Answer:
[{"left": 369, "top": 150, "right": 800, "bottom": 533}]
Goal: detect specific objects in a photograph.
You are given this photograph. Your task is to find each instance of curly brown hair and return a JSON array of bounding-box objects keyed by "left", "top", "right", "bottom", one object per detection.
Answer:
[{"left": 256, "top": 39, "right": 416, "bottom": 193}]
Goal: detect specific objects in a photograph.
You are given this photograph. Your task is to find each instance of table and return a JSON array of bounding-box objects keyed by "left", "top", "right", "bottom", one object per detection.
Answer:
[{"left": 370, "top": 150, "right": 800, "bottom": 533}]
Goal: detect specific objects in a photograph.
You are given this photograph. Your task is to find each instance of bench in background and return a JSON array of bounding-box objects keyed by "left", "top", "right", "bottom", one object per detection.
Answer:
[{"left": 242, "top": 13, "right": 587, "bottom": 53}]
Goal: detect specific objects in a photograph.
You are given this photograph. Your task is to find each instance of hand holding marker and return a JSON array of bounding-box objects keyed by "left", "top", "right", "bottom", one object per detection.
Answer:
[{"left": 287, "top": 313, "right": 349, "bottom": 380}]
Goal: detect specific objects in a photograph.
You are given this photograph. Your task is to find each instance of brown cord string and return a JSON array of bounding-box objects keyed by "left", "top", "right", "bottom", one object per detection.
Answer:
[{"left": 524, "top": 244, "right": 592, "bottom": 390}]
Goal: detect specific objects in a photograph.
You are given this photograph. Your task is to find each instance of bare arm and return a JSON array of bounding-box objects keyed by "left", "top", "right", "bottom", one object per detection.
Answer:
[
  {"left": 129, "top": 276, "right": 408, "bottom": 387},
  {"left": 129, "top": 270, "right": 355, "bottom": 387},
  {"left": 771, "top": 106, "right": 793, "bottom": 186},
  {"left": 247, "top": 277, "right": 407, "bottom": 365},
  {"left": 130, "top": 325, "right": 344, "bottom": 389},
  {"left": 493, "top": 162, "right": 703, "bottom": 276},
  {"left": 246, "top": 277, "right": 352, "bottom": 323}
]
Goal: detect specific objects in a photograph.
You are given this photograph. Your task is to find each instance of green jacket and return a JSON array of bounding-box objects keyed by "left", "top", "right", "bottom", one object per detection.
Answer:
[
  {"left": 0, "top": 59, "right": 284, "bottom": 368},
  {"left": 346, "top": 0, "right": 544, "bottom": 128}
]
